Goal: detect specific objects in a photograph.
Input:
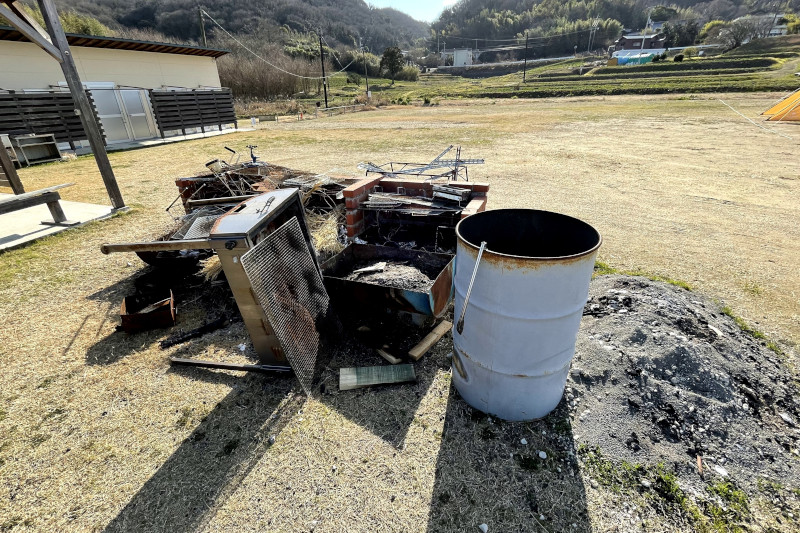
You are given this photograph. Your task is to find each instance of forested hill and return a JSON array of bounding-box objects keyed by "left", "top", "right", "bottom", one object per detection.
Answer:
[
  {"left": 42, "top": 0, "right": 428, "bottom": 51},
  {"left": 433, "top": 0, "right": 800, "bottom": 43}
]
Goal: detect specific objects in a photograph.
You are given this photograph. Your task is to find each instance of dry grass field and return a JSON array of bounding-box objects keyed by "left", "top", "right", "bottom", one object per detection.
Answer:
[{"left": 0, "top": 93, "right": 798, "bottom": 532}]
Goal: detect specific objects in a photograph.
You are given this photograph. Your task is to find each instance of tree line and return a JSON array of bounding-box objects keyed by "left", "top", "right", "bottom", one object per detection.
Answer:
[
  {"left": 6, "top": 0, "right": 800, "bottom": 103},
  {"left": 431, "top": 0, "right": 800, "bottom": 57}
]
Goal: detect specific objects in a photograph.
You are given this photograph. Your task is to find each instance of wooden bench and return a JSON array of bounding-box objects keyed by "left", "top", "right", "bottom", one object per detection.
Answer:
[
  {"left": 0, "top": 183, "right": 78, "bottom": 226},
  {"left": 0, "top": 138, "right": 77, "bottom": 226}
]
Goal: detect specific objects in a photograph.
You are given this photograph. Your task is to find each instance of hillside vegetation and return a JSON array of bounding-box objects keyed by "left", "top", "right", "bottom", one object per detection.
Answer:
[
  {"left": 432, "top": 0, "right": 800, "bottom": 58},
  {"left": 6, "top": 0, "right": 800, "bottom": 103},
  {"left": 267, "top": 35, "right": 800, "bottom": 112},
  {"left": 31, "top": 0, "right": 428, "bottom": 51}
]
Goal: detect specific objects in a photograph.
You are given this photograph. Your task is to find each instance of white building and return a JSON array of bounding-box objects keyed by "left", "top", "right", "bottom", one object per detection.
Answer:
[
  {"left": 453, "top": 49, "right": 474, "bottom": 67},
  {"left": 0, "top": 25, "right": 230, "bottom": 146}
]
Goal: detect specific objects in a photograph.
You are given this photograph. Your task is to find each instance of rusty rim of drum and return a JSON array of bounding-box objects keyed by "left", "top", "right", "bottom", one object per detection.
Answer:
[{"left": 455, "top": 208, "right": 602, "bottom": 262}]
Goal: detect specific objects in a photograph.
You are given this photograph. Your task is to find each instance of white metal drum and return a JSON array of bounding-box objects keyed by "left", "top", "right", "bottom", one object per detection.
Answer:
[{"left": 452, "top": 209, "right": 601, "bottom": 421}]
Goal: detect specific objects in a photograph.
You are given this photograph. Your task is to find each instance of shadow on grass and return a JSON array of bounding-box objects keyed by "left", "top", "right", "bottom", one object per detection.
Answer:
[
  {"left": 85, "top": 265, "right": 234, "bottom": 366},
  {"left": 103, "top": 371, "right": 303, "bottom": 533},
  {"left": 426, "top": 392, "right": 592, "bottom": 532},
  {"left": 317, "top": 355, "right": 438, "bottom": 449},
  {"left": 315, "top": 311, "right": 441, "bottom": 449}
]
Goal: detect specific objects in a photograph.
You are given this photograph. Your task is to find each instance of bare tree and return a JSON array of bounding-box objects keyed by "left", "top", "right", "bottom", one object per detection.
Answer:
[{"left": 718, "top": 19, "right": 757, "bottom": 49}]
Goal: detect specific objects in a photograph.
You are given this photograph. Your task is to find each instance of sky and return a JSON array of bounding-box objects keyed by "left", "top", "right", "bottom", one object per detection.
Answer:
[{"left": 366, "top": 0, "right": 457, "bottom": 23}]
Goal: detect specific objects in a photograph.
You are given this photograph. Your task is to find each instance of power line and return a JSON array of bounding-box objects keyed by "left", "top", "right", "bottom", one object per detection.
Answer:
[
  {"left": 718, "top": 99, "right": 793, "bottom": 140},
  {"left": 322, "top": 34, "right": 347, "bottom": 71},
  {"left": 200, "top": 9, "right": 356, "bottom": 80},
  {"left": 427, "top": 27, "right": 593, "bottom": 47}
]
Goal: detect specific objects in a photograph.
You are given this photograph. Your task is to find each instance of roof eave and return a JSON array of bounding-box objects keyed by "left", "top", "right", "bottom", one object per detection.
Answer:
[{"left": 0, "top": 24, "right": 229, "bottom": 58}]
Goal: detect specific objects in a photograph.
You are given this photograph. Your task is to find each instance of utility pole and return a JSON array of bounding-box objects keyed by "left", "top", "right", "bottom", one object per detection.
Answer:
[
  {"left": 198, "top": 8, "right": 207, "bottom": 47},
  {"left": 360, "top": 38, "right": 370, "bottom": 100},
  {"left": 641, "top": 10, "right": 652, "bottom": 56},
  {"left": 588, "top": 17, "right": 599, "bottom": 54},
  {"left": 523, "top": 31, "right": 529, "bottom": 82},
  {"left": 317, "top": 30, "right": 328, "bottom": 108},
  {"left": 35, "top": 0, "right": 125, "bottom": 209}
]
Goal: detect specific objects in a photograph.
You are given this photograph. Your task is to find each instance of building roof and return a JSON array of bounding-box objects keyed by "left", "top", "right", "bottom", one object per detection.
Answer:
[
  {"left": 0, "top": 25, "right": 229, "bottom": 58},
  {"left": 618, "top": 33, "right": 666, "bottom": 41}
]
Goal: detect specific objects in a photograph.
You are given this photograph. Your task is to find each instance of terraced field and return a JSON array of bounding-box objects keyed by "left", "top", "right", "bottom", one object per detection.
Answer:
[{"left": 313, "top": 35, "right": 800, "bottom": 106}]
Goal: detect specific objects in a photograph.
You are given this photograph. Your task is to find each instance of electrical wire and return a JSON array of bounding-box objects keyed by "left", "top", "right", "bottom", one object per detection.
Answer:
[
  {"left": 718, "top": 99, "right": 793, "bottom": 139},
  {"left": 428, "top": 27, "right": 593, "bottom": 47},
  {"left": 322, "top": 34, "right": 348, "bottom": 71},
  {"left": 201, "top": 9, "right": 356, "bottom": 80}
]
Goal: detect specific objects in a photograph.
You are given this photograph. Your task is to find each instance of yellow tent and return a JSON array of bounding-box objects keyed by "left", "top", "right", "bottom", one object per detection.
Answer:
[{"left": 763, "top": 88, "right": 800, "bottom": 121}]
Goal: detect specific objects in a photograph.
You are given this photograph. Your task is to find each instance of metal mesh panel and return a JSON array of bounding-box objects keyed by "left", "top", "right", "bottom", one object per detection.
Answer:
[
  {"left": 182, "top": 216, "right": 221, "bottom": 240},
  {"left": 170, "top": 206, "right": 228, "bottom": 240},
  {"left": 240, "top": 217, "right": 332, "bottom": 393}
]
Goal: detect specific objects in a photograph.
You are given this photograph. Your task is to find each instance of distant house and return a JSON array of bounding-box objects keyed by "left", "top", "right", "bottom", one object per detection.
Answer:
[
  {"left": 439, "top": 48, "right": 474, "bottom": 67},
  {"left": 612, "top": 32, "right": 667, "bottom": 52},
  {"left": 453, "top": 49, "right": 473, "bottom": 67}
]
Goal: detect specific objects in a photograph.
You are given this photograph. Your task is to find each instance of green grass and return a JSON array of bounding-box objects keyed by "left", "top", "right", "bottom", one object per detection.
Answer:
[
  {"left": 593, "top": 260, "right": 692, "bottom": 290},
  {"left": 579, "top": 445, "right": 752, "bottom": 532},
  {"left": 540, "top": 67, "right": 774, "bottom": 82},
  {"left": 705, "top": 482, "right": 750, "bottom": 532},
  {"left": 306, "top": 53, "right": 799, "bottom": 107},
  {"left": 281, "top": 39, "right": 800, "bottom": 109},
  {"left": 721, "top": 305, "right": 766, "bottom": 339},
  {"left": 236, "top": 35, "right": 800, "bottom": 115},
  {"left": 757, "top": 477, "right": 784, "bottom": 493},
  {"left": 709, "top": 482, "right": 749, "bottom": 513},
  {"left": 743, "top": 281, "right": 763, "bottom": 296},
  {"left": 593, "top": 260, "right": 618, "bottom": 276},
  {"left": 592, "top": 56, "right": 779, "bottom": 76},
  {"left": 720, "top": 305, "right": 786, "bottom": 358}
]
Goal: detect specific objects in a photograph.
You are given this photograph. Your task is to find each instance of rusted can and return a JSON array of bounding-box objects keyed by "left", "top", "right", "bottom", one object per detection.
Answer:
[{"left": 451, "top": 209, "right": 602, "bottom": 421}]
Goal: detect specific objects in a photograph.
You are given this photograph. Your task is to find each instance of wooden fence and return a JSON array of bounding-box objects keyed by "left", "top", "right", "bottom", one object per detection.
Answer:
[
  {"left": 316, "top": 104, "right": 366, "bottom": 118},
  {"left": 0, "top": 90, "right": 104, "bottom": 149},
  {"left": 149, "top": 89, "right": 237, "bottom": 137}
]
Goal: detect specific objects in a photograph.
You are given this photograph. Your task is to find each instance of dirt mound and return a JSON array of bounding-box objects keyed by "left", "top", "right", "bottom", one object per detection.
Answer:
[{"left": 571, "top": 275, "right": 800, "bottom": 528}]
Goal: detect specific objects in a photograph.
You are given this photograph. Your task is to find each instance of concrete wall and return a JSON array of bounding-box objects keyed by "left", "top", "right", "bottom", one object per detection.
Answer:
[
  {"left": 453, "top": 49, "right": 473, "bottom": 67},
  {"left": 0, "top": 41, "right": 222, "bottom": 91}
]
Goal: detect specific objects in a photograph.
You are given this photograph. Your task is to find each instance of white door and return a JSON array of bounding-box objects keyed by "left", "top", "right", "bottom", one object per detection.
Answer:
[
  {"left": 91, "top": 88, "right": 130, "bottom": 144},
  {"left": 119, "top": 90, "right": 157, "bottom": 140},
  {"left": 80, "top": 83, "right": 157, "bottom": 144}
]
